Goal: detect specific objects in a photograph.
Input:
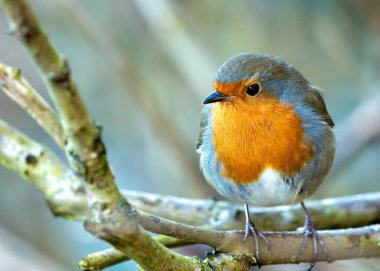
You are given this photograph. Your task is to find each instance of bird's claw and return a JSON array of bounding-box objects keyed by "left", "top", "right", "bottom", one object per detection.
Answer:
[
  {"left": 301, "top": 218, "right": 328, "bottom": 256},
  {"left": 300, "top": 216, "right": 328, "bottom": 271},
  {"left": 304, "top": 262, "right": 316, "bottom": 271},
  {"left": 244, "top": 219, "right": 270, "bottom": 268}
]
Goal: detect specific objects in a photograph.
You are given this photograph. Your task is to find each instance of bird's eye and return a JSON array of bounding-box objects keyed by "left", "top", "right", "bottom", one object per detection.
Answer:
[{"left": 246, "top": 83, "right": 260, "bottom": 96}]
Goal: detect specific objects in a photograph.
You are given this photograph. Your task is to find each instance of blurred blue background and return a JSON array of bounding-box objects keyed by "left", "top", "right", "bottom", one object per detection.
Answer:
[{"left": 0, "top": 0, "right": 379, "bottom": 270}]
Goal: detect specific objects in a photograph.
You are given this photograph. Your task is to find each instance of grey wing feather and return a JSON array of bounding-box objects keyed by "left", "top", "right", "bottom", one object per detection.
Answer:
[
  {"left": 305, "top": 86, "right": 335, "bottom": 128},
  {"left": 196, "top": 105, "right": 211, "bottom": 151}
]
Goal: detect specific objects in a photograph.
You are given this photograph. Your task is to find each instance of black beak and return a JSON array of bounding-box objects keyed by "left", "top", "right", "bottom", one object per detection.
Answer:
[{"left": 203, "top": 91, "right": 228, "bottom": 104}]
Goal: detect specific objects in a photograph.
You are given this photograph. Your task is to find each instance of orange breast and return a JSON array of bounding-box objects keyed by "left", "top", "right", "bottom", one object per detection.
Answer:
[{"left": 211, "top": 97, "right": 313, "bottom": 184}]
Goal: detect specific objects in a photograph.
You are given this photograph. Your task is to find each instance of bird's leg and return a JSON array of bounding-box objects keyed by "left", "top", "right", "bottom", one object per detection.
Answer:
[
  {"left": 243, "top": 204, "right": 269, "bottom": 267},
  {"left": 300, "top": 201, "right": 328, "bottom": 271}
]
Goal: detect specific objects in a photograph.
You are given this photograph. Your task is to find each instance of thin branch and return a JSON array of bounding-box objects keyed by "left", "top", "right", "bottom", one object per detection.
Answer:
[
  {"left": 91, "top": 209, "right": 380, "bottom": 266},
  {"left": 1, "top": 0, "right": 122, "bottom": 204},
  {"left": 124, "top": 190, "right": 380, "bottom": 230},
  {"left": 0, "top": 62, "right": 64, "bottom": 148},
  {"left": 79, "top": 248, "right": 128, "bottom": 271},
  {"left": 79, "top": 236, "right": 190, "bottom": 271}
]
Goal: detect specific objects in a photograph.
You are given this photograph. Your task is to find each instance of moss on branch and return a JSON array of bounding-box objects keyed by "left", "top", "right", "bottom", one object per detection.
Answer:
[
  {"left": 0, "top": 119, "right": 88, "bottom": 220},
  {"left": 79, "top": 236, "right": 190, "bottom": 270}
]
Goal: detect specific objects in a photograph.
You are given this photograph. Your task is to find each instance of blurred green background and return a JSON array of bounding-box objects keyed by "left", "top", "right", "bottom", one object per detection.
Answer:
[{"left": 0, "top": 0, "right": 379, "bottom": 270}]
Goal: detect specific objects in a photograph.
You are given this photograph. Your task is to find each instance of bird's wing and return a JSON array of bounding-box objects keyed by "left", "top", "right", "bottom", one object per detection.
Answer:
[
  {"left": 305, "top": 86, "right": 335, "bottom": 128},
  {"left": 196, "top": 105, "right": 211, "bottom": 151}
]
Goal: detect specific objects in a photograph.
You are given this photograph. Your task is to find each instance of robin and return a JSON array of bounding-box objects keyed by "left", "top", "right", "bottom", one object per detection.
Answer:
[{"left": 197, "top": 53, "right": 335, "bottom": 269}]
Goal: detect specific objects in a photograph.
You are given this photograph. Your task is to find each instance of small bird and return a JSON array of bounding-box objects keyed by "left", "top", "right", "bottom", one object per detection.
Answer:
[{"left": 197, "top": 53, "right": 335, "bottom": 269}]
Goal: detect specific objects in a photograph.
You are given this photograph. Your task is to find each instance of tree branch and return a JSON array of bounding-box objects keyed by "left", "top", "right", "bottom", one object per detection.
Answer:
[
  {"left": 0, "top": 118, "right": 88, "bottom": 220},
  {"left": 84, "top": 201, "right": 214, "bottom": 271},
  {"left": 137, "top": 212, "right": 380, "bottom": 263},
  {"left": 79, "top": 236, "right": 190, "bottom": 271},
  {"left": 124, "top": 190, "right": 380, "bottom": 230},
  {"left": 1, "top": 0, "right": 122, "bottom": 204},
  {"left": 0, "top": 62, "right": 64, "bottom": 148}
]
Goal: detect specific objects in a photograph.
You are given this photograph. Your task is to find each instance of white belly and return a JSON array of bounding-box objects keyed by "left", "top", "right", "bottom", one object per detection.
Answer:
[{"left": 200, "top": 149, "right": 303, "bottom": 206}]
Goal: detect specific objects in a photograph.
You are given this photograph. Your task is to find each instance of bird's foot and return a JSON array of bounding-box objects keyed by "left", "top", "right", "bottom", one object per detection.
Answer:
[
  {"left": 244, "top": 218, "right": 270, "bottom": 268},
  {"left": 300, "top": 202, "right": 328, "bottom": 271}
]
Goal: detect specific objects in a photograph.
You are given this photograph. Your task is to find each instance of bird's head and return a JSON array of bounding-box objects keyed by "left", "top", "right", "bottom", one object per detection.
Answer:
[{"left": 203, "top": 53, "right": 308, "bottom": 106}]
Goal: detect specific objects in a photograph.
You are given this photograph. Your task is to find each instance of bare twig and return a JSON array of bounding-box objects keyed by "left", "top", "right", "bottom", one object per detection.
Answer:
[
  {"left": 0, "top": 62, "right": 64, "bottom": 147},
  {"left": 124, "top": 190, "right": 380, "bottom": 230},
  {"left": 79, "top": 235, "right": 190, "bottom": 271}
]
